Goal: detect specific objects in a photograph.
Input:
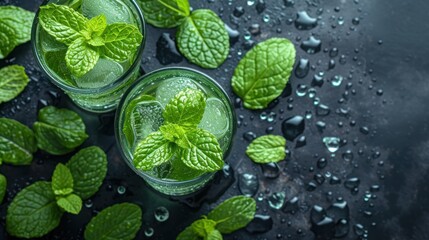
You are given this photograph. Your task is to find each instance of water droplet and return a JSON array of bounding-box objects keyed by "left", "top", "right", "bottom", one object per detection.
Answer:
[
  {"left": 268, "top": 191, "right": 286, "bottom": 209},
  {"left": 342, "top": 150, "right": 354, "bottom": 162},
  {"left": 323, "top": 137, "right": 341, "bottom": 153},
  {"left": 316, "top": 104, "right": 331, "bottom": 116},
  {"left": 344, "top": 177, "right": 360, "bottom": 189},
  {"left": 247, "top": 0, "right": 256, "bottom": 6},
  {"left": 329, "top": 47, "right": 339, "bottom": 57},
  {"left": 316, "top": 121, "right": 326, "bottom": 132},
  {"left": 283, "top": 0, "right": 295, "bottom": 7},
  {"left": 154, "top": 207, "right": 169, "bottom": 222},
  {"left": 331, "top": 75, "right": 343, "bottom": 87},
  {"left": 295, "top": 11, "right": 317, "bottom": 30},
  {"left": 233, "top": 6, "right": 245, "bottom": 17},
  {"left": 312, "top": 74, "right": 324, "bottom": 87},
  {"left": 144, "top": 227, "right": 154, "bottom": 237},
  {"left": 308, "top": 88, "right": 317, "bottom": 98},
  {"left": 84, "top": 199, "right": 93, "bottom": 208},
  {"left": 301, "top": 36, "right": 322, "bottom": 54},
  {"left": 281, "top": 115, "right": 305, "bottom": 141},
  {"left": 246, "top": 215, "right": 273, "bottom": 233},
  {"left": 238, "top": 173, "right": 259, "bottom": 197},
  {"left": 261, "top": 163, "right": 280, "bottom": 179},
  {"left": 262, "top": 14, "right": 270, "bottom": 22},
  {"left": 282, "top": 196, "right": 299, "bottom": 214},
  {"left": 295, "top": 136, "right": 307, "bottom": 148},
  {"left": 317, "top": 157, "right": 327, "bottom": 169},
  {"left": 296, "top": 84, "right": 308, "bottom": 97},
  {"left": 352, "top": 17, "right": 360, "bottom": 25},
  {"left": 255, "top": 0, "right": 266, "bottom": 13},
  {"left": 117, "top": 185, "right": 126, "bottom": 195},
  {"left": 249, "top": 23, "right": 261, "bottom": 35},
  {"left": 295, "top": 58, "right": 310, "bottom": 78},
  {"left": 243, "top": 131, "right": 257, "bottom": 142},
  {"left": 360, "top": 126, "right": 369, "bottom": 135}
]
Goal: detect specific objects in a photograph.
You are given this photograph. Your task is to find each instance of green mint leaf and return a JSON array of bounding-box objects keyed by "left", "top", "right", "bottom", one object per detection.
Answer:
[
  {"left": 69, "top": 0, "right": 83, "bottom": 9},
  {"left": 56, "top": 193, "right": 82, "bottom": 215},
  {"left": 207, "top": 229, "right": 223, "bottom": 240},
  {"left": 138, "top": 0, "right": 190, "bottom": 28},
  {"left": 100, "top": 23, "right": 143, "bottom": 62},
  {"left": 66, "top": 37, "right": 99, "bottom": 77},
  {"left": 246, "top": 135, "right": 286, "bottom": 163},
  {"left": 133, "top": 131, "right": 175, "bottom": 171},
  {"left": 44, "top": 50, "right": 74, "bottom": 85},
  {"left": 33, "top": 106, "right": 88, "bottom": 155},
  {"left": 0, "top": 174, "right": 6, "bottom": 204},
  {"left": 85, "top": 15, "right": 107, "bottom": 46},
  {"left": 122, "top": 94, "right": 161, "bottom": 147},
  {"left": 0, "top": 20, "right": 17, "bottom": 59},
  {"left": 0, "top": 117, "right": 36, "bottom": 165},
  {"left": 207, "top": 196, "right": 256, "bottom": 234},
  {"left": 160, "top": 123, "right": 190, "bottom": 149},
  {"left": 51, "top": 163, "right": 74, "bottom": 196},
  {"left": 84, "top": 203, "right": 142, "bottom": 240},
  {"left": 176, "top": 226, "right": 200, "bottom": 240},
  {"left": 180, "top": 128, "right": 223, "bottom": 172},
  {"left": 177, "top": 9, "right": 229, "bottom": 68},
  {"left": 0, "top": 65, "right": 29, "bottom": 103},
  {"left": 66, "top": 146, "right": 107, "bottom": 200},
  {"left": 168, "top": 156, "right": 204, "bottom": 181},
  {"left": 163, "top": 88, "right": 206, "bottom": 127},
  {"left": 39, "top": 4, "right": 87, "bottom": 45},
  {"left": 191, "top": 218, "right": 217, "bottom": 238},
  {"left": 231, "top": 38, "right": 296, "bottom": 110},
  {"left": 0, "top": 6, "right": 35, "bottom": 44},
  {"left": 6, "top": 181, "right": 63, "bottom": 238}
]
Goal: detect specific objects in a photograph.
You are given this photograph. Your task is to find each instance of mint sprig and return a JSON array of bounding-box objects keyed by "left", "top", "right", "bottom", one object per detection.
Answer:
[
  {"left": 39, "top": 4, "right": 143, "bottom": 77},
  {"left": 137, "top": 0, "right": 229, "bottom": 69},
  {"left": 6, "top": 146, "right": 108, "bottom": 238},
  {"left": 133, "top": 88, "right": 224, "bottom": 174},
  {"left": 177, "top": 196, "right": 256, "bottom": 240}
]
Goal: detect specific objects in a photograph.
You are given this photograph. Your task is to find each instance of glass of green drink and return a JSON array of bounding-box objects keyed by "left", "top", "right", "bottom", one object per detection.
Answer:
[
  {"left": 115, "top": 68, "right": 236, "bottom": 196},
  {"left": 32, "top": 0, "right": 145, "bottom": 113}
]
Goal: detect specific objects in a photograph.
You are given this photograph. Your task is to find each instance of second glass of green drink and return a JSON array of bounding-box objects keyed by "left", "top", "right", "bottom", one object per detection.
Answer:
[
  {"left": 32, "top": 0, "right": 145, "bottom": 113},
  {"left": 115, "top": 68, "right": 236, "bottom": 196}
]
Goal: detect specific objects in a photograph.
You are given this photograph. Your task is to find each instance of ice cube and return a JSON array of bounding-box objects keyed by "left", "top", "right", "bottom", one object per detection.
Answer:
[
  {"left": 155, "top": 77, "right": 198, "bottom": 106},
  {"left": 129, "top": 100, "right": 164, "bottom": 145},
  {"left": 81, "top": 0, "right": 134, "bottom": 24},
  {"left": 198, "top": 98, "right": 229, "bottom": 139},
  {"left": 73, "top": 58, "right": 123, "bottom": 89}
]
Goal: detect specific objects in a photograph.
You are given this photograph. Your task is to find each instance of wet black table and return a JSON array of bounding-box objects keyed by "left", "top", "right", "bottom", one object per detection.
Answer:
[{"left": 1, "top": 0, "right": 428, "bottom": 239}]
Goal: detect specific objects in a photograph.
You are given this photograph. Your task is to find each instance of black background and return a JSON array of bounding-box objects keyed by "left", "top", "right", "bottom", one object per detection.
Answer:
[{"left": 1, "top": 0, "right": 429, "bottom": 239}]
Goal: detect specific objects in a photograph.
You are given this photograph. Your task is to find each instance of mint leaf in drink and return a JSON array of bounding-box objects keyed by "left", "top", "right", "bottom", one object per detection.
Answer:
[
  {"left": 0, "top": 20, "right": 17, "bottom": 59},
  {"left": 207, "top": 195, "right": 256, "bottom": 234},
  {"left": 85, "top": 15, "right": 107, "bottom": 47},
  {"left": 39, "top": 4, "right": 87, "bottom": 45},
  {"left": 0, "top": 174, "right": 6, "bottom": 204},
  {"left": 176, "top": 226, "right": 200, "bottom": 240},
  {"left": 56, "top": 193, "right": 82, "bottom": 214},
  {"left": 207, "top": 229, "right": 222, "bottom": 240},
  {"left": 84, "top": 203, "right": 142, "bottom": 240},
  {"left": 6, "top": 181, "right": 63, "bottom": 238},
  {"left": 133, "top": 131, "right": 175, "bottom": 171},
  {"left": 0, "top": 6, "right": 35, "bottom": 44},
  {"left": 0, "top": 117, "right": 37, "bottom": 165},
  {"left": 163, "top": 88, "right": 206, "bottom": 127},
  {"left": 177, "top": 9, "right": 229, "bottom": 69},
  {"left": 51, "top": 163, "right": 74, "bottom": 196},
  {"left": 0, "top": 65, "right": 29, "bottom": 104},
  {"left": 246, "top": 135, "right": 286, "bottom": 163},
  {"left": 160, "top": 123, "right": 190, "bottom": 149},
  {"left": 33, "top": 106, "right": 88, "bottom": 155},
  {"left": 231, "top": 38, "right": 296, "bottom": 110},
  {"left": 100, "top": 23, "right": 143, "bottom": 62},
  {"left": 66, "top": 37, "right": 99, "bottom": 77},
  {"left": 138, "top": 0, "right": 190, "bottom": 28},
  {"left": 168, "top": 156, "right": 204, "bottom": 181},
  {"left": 66, "top": 146, "right": 107, "bottom": 200},
  {"left": 191, "top": 218, "right": 217, "bottom": 238},
  {"left": 180, "top": 128, "right": 223, "bottom": 172}
]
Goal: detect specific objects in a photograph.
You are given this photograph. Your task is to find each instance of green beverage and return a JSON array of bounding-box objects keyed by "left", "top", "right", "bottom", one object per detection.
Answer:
[
  {"left": 32, "top": 0, "right": 145, "bottom": 112},
  {"left": 115, "top": 68, "right": 235, "bottom": 196}
]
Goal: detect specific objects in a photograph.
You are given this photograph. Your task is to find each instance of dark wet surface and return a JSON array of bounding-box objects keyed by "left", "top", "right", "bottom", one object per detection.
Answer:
[{"left": 1, "top": 0, "right": 429, "bottom": 239}]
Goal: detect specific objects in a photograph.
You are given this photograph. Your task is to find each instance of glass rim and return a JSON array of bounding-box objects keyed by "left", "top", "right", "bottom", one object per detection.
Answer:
[
  {"left": 114, "top": 66, "right": 237, "bottom": 186},
  {"left": 31, "top": 0, "right": 146, "bottom": 94}
]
